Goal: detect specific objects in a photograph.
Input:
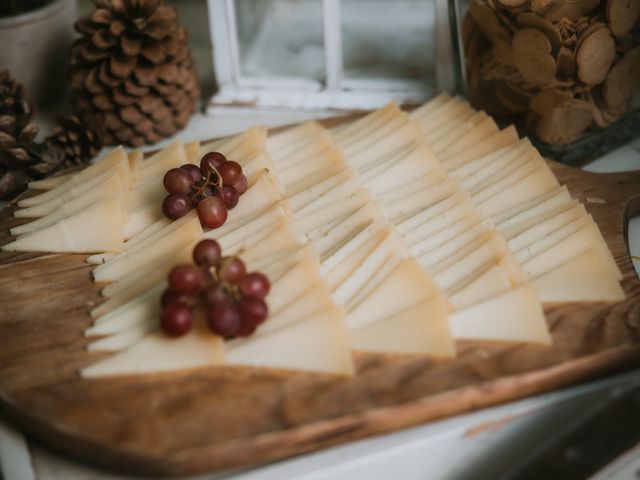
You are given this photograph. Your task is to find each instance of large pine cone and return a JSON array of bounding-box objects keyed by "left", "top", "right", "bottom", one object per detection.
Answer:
[
  {"left": 0, "top": 70, "right": 65, "bottom": 199},
  {"left": 69, "top": 0, "right": 201, "bottom": 147}
]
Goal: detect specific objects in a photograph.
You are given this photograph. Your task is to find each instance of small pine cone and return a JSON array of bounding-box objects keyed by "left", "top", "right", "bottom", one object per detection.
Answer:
[
  {"left": 0, "top": 169, "right": 30, "bottom": 200},
  {"left": 46, "top": 114, "right": 105, "bottom": 167},
  {"left": 69, "top": 0, "right": 200, "bottom": 147}
]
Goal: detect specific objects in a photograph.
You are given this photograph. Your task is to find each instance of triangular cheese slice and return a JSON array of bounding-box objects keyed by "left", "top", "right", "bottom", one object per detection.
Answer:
[
  {"left": 448, "top": 283, "right": 551, "bottom": 344},
  {"left": 81, "top": 321, "right": 224, "bottom": 378},
  {"left": 349, "top": 298, "right": 454, "bottom": 357},
  {"left": 3, "top": 195, "right": 125, "bottom": 253},
  {"left": 532, "top": 249, "right": 625, "bottom": 302},
  {"left": 225, "top": 307, "right": 354, "bottom": 376},
  {"left": 133, "top": 140, "right": 187, "bottom": 180}
]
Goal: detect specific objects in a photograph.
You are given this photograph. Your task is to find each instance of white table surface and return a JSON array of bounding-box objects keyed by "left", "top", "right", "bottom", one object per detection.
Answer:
[{"left": 2, "top": 0, "right": 640, "bottom": 477}]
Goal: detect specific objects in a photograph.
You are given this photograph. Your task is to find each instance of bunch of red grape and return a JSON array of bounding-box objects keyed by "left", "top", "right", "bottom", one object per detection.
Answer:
[
  {"left": 159, "top": 239, "right": 271, "bottom": 339},
  {"left": 162, "top": 152, "right": 248, "bottom": 228}
]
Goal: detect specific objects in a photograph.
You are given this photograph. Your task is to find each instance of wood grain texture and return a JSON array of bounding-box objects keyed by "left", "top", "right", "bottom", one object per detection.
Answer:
[{"left": 0, "top": 129, "right": 639, "bottom": 476}]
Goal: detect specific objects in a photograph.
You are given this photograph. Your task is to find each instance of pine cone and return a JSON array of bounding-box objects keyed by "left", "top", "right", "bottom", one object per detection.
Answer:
[
  {"left": 69, "top": 0, "right": 200, "bottom": 147},
  {"left": 0, "top": 70, "right": 65, "bottom": 200},
  {"left": 46, "top": 113, "right": 105, "bottom": 167}
]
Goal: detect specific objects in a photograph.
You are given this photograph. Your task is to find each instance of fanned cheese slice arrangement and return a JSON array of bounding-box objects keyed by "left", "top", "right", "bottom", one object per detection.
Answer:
[{"left": 5, "top": 91, "right": 625, "bottom": 381}]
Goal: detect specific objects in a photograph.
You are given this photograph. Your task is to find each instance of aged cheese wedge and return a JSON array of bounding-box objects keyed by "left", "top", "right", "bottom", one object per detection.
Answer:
[
  {"left": 267, "top": 122, "right": 324, "bottom": 154},
  {"left": 346, "top": 118, "right": 423, "bottom": 169},
  {"left": 258, "top": 282, "right": 335, "bottom": 337},
  {"left": 423, "top": 103, "right": 476, "bottom": 143},
  {"left": 88, "top": 321, "right": 156, "bottom": 352},
  {"left": 383, "top": 179, "right": 460, "bottom": 223},
  {"left": 264, "top": 256, "right": 323, "bottom": 316},
  {"left": 345, "top": 253, "right": 405, "bottom": 311},
  {"left": 442, "top": 126, "right": 520, "bottom": 171},
  {"left": 18, "top": 147, "right": 129, "bottom": 207},
  {"left": 285, "top": 162, "right": 346, "bottom": 197},
  {"left": 448, "top": 283, "right": 551, "bottom": 344},
  {"left": 340, "top": 111, "right": 410, "bottom": 158},
  {"left": 221, "top": 172, "right": 284, "bottom": 227},
  {"left": 332, "top": 229, "right": 408, "bottom": 305},
  {"left": 293, "top": 172, "right": 362, "bottom": 220},
  {"left": 400, "top": 199, "right": 476, "bottom": 247},
  {"left": 448, "top": 257, "right": 521, "bottom": 310},
  {"left": 238, "top": 221, "right": 301, "bottom": 267},
  {"left": 431, "top": 233, "right": 512, "bottom": 292},
  {"left": 15, "top": 163, "right": 130, "bottom": 218},
  {"left": 507, "top": 204, "right": 588, "bottom": 252},
  {"left": 408, "top": 213, "right": 488, "bottom": 257},
  {"left": 500, "top": 200, "right": 580, "bottom": 240},
  {"left": 469, "top": 151, "right": 542, "bottom": 200},
  {"left": 11, "top": 175, "right": 126, "bottom": 236},
  {"left": 208, "top": 205, "right": 291, "bottom": 251},
  {"left": 122, "top": 201, "right": 163, "bottom": 239},
  {"left": 222, "top": 216, "right": 293, "bottom": 257},
  {"left": 123, "top": 217, "right": 171, "bottom": 249},
  {"left": 185, "top": 140, "right": 200, "bottom": 163},
  {"left": 456, "top": 142, "right": 532, "bottom": 192},
  {"left": 88, "top": 283, "right": 165, "bottom": 336},
  {"left": 346, "top": 259, "right": 441, "bottom": 330},
  {"left": 225, "top": 306, "right": 354, "bottom": 376},
  {"left": 363, "top": 143, "right": 441, "bottom": 195},
  {"left": 431, "top": 113, "right": 495, "bottom": 156},
  {"left": 314, "top": 203, "right": 381, "bottom": 260},
  {"left": 93, "top": 213, "right": 202, "bottom": 283},
  {"left": 240, "top": 152, "right": 276, "bottom": 179},
  {"left": 333, "top": 102, "right": 402, "bottom": 146},
  {"left": 28, "top": 171, "right": 74, "bottom": 190},
  {"left": 476, "top": 163, "right": 560, "bottom": 217},
  {"left": 204, "top": 126, "right": 267, "bottom": 158},
  {"left": 133, "top": 141, "right": 187, "bottom": 180},
  {"left": 349, "top": 298, "right": 454, "bottom": 357},
  {"left": 3, "top": 195, "right": 125, "bottom": 253},
  {"left": 494, "top": 185, "right": 574, "bottom": 228},
  {"left": 409, "top": 91, "right": 451, "bottom": 121},
  {"left": 287, "top": 167, "right": 354, "bottom": 212},
  {"left": 321, "top": 219, "right": 388, "bottom": 283},
  {"left": 376, "top": 170, "right": 450, "bottom": 204},
  {"left": 417, "top": 219, "right": 493, "bottom": 269},
  {"left": 128, "top": 149, "right": 144, "bottom": 170},
  {"left": 81, "top": 320, "right": 224, "bottom": 378},
  {"left": 128, "top": 174, "right": 164, "bottom": 210},
  {"left": 449, "top": 140, "right": 530, "bottom": 181},
  {"left": 294, "top": 188, "right": 371, "bottom": 237},
  {"left": 532, "top": 249, "right": 625, "bottom": 302},
  {"left": 521, "top": 222, "right": 621, "bottom": 280},
  {"left": 277, "top": 148, "right": 344, "bottom": 188},
  {"left": 395, "top": 191, "right": 470, "bottom": 236},
  {"left": 320, "top": 222, "right": 388, "bottom": 291},
  {"left": 101, "top": 238, "right": 195, "bottom": 298},
  {"left": 412, "top": 95, "right": 462, "bottom": 126},
  {"left": 271, "top": 134, "right": 334, "bottom": 170}
]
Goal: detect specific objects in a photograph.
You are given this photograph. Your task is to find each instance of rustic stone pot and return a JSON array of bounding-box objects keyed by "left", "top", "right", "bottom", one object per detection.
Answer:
[{"left": 0, "top": 0, "right": 77, "bottom": 107}]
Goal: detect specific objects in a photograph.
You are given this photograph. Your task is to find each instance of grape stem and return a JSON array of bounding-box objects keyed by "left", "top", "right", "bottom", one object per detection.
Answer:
[
  {"left": 191, "top": 164, "right": 224, "bottom": 201},
  {"left": 210, "top": 258, "right": 242, "bottom": 301}
]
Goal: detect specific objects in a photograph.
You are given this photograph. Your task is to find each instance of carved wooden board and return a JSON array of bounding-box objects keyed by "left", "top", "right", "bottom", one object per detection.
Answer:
[{"left": 0, "top": 130, "right": 639, "bottom": 476}]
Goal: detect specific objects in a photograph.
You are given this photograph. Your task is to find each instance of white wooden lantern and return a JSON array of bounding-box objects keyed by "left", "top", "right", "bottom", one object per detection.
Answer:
[{"left": 207, "top": 0, "right": 456, "bottom": 112}]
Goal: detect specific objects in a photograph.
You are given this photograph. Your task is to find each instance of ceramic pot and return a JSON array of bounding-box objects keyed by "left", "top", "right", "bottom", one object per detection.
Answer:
[{"left": 0, "top": 0, "right": 77, "bottom": 106}]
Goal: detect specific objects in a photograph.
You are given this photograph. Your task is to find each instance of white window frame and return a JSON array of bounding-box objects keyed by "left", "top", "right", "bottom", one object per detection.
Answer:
[{"left": 207, "top": 0, "right": 453, "bottom": 112}]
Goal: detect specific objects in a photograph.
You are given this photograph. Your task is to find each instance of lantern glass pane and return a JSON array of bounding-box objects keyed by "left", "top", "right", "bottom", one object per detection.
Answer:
[
  {"left": 235, "top": 0, "right": 326, "bottom": 82},
  {"left": 340, "top": 0, "right": 435, "bottom": 85}
]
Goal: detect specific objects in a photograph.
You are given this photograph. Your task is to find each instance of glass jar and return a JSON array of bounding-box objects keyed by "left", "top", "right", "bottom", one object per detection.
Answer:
[{"left": 451, "top": 0, "right": 640, "bottom": 165}]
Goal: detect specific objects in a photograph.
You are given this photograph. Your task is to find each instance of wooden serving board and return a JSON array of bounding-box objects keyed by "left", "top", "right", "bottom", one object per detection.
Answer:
[{"left": 0, "top": 133, "right": 639, "bottom": 476}]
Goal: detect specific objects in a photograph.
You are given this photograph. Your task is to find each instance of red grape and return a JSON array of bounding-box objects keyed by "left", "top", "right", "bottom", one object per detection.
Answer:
[
  {"left": 193, "top": 239, "right": 222, "bottom": 266},
  {"left": 200, "top": 152, "right": 226, "bottom": 175},
  {"left": 163, "top": 168, "right": 194, "bottom": 194},
  {"left": 160, "top": 303, "right": 194, "bottom": 337},
  {"left": 218, "top": 161, "right": 242, "bottom": 185},
  {"left": 168, "top": 265, "right": 205, "bottom": 295},
  {"left": 238, "top": 297, "right": 268, "bottom": 326},
  {"left": 220, "top": 185, "right": 239, "bottom": 209},
  {"left": 237, "top": 272, "right": 270, "bottom": 299},
  {"left": 196, "top": 196, "right": 227, "bottom": 228},
  {"left": 203, "top": 284, "right": 228, "bottom": 305},
  {"left": 219, "top": 256, "right": 246, "bottom": 283},
  {"left": 161, "top": 288, "right": 190, "bottom": 307},
  {"left": 162, "top": 193, "right": 192, "bottom": 219},
  {"left": 181, "top": 164, "right": 203, "bottom": 182},
  {"left": 233, "top": 175, "right": 248, "bottom": 195},
  {"left": 207, "top": 298, "right": 241, "bottom": 338},
  {"left": 237, "top": 321, "right": 257, "bottom": 337}
]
